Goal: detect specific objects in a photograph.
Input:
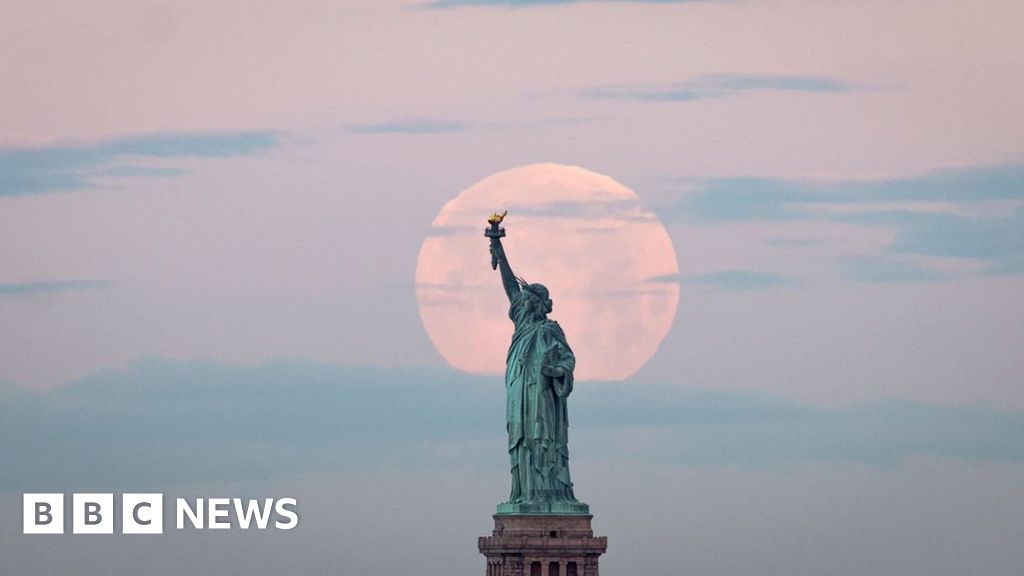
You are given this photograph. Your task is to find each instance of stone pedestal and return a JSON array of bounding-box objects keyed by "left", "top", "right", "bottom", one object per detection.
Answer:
[{"left": 478, "top": 514, "right": 607, "bottom": 576}]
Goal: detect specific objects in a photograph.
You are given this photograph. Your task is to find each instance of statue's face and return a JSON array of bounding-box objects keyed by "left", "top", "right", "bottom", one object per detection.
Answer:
[
  {"left": 523, "top": 294, "right": 540, "bottom": 318},
  {"left": 523, "top": 290, "right": 552, "bottom": 320}
]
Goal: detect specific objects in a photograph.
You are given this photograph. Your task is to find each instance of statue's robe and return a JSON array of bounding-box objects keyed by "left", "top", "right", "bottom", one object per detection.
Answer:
[{"left": 505, "top": 290, "right": 577, "bottom": 503}]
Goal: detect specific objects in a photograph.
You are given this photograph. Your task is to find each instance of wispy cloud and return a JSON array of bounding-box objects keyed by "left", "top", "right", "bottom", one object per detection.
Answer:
[
  {"left": 854, "top": 209, "right": 1024, "bottom": 275},
  {"left": 839, "top": 255, "right": 944, "bottom": 284},
  {"left": 4, "top": 358, "right": 1020, "bottom": 492},
  {"left": 677, "top": 164, "right": 1024, "bottom": 222},
  {"left": 651, "top": 270, "right": 796, "bottom": 291},
  {"left": 425, "top": 0, "right": 716, "bottom": 8},
  {"left": 0, "top": 280, "right": 112, "bottom": 296},
  {"left": 507, "top": 197, "right": 652, "bottom": 221},
  {"left": 667, "top": 164, "right": 1024, "bottom": 279},
  {"left": 679, "top": 177, "right": 814, "bottom": 221},
  {"left": 346, "top": 119, "right": 470, "bottom": 135},
  {"left": 584, "top": 74, "right": 855, "bottom": 102},
  {"left": 0, "top": 359, "right": 495, "bottom": 492},
  {"left": 95, "top": 166, "right": 186, "bottom": 178},
  {"left": 579, "top": 386, "right": 1024, "bottom": 467},
  {"left": 0, "top": 131, "right": 279, "bottom": 197}
]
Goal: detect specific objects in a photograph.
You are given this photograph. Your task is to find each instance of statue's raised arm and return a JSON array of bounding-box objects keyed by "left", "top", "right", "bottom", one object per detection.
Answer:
[
  {"left": 485, "top": 211, "right": 520, "bottom": 303},
  {"left": 483, "top": 210, "right": 585, "bottom": 515}
]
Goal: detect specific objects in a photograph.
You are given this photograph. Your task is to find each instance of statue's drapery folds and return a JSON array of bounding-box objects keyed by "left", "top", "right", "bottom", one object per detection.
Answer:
[
  {"left": 506, "top": 289, "right": 577, "bottom": 504},
  {"left": 487, "top": 212, "right": 588, "bottom": 515}
]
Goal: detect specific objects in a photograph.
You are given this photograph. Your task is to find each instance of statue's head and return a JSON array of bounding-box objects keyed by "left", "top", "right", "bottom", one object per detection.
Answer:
[{"left": 521, "top": 282, "right": 553, "bottom": 319}]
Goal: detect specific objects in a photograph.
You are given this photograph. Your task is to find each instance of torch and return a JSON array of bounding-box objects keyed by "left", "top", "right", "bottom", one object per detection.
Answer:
[{"left": 485, "top": 210, "right": 507, "bottom": 270}]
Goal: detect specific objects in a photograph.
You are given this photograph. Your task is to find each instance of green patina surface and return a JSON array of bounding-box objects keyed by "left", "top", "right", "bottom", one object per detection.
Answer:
[{"left": 486, "top": 213, "right": 589, "bottom": 516}]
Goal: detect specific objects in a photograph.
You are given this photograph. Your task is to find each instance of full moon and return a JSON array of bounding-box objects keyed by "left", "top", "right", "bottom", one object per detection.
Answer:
[{"left": 416, "top": 163, "right": 679, "bottom": 381}]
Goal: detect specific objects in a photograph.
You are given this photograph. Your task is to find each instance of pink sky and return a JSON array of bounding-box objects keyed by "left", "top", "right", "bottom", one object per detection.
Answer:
[{"left": 2, "top": 0, "right": 1023, "bottom": 407}]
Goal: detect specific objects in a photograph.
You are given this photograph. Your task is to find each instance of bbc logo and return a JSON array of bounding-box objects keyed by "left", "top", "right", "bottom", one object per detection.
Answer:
[{"left": 23, "top": 493, "right": 163, "bottom": 534}]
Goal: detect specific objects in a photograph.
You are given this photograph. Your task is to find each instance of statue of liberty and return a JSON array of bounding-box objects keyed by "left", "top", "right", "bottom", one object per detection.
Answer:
[{"left": 486, "top": 212, "right": 589, "bottom": 515}]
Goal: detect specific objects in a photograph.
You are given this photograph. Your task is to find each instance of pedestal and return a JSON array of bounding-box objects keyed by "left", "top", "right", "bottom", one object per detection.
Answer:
[{"left": 478, "top": 514, "right": 608, "bottom": 576}]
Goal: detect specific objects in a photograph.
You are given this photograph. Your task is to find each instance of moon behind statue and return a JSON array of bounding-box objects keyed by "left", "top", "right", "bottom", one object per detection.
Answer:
[{"left": 416, "top": 163, "right": 679, "bottom": 382}]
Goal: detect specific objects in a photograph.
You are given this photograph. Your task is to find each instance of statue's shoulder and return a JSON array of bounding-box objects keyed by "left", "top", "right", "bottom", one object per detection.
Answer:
[{"left": 542, "top": 319, "right": 565, "bottom": 336}]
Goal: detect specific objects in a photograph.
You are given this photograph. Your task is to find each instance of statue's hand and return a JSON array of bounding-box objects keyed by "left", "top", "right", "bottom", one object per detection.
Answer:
[{"left": 541, "top": 365, "right": 565, "bottom": 378}]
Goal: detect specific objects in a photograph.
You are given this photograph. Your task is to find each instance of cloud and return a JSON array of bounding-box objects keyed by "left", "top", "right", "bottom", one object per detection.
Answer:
[
  {"left": 3, "top": 358, "right": 1021, "bottom": 493},
  {"left": 677, "top": 177, "right": 816, "bottom": 221},
  {"left": 839, "top": 255, "right": 944, "bottom": 284},
  {"left": 666, "top": 164, "right": 1024, "bottom": 279},
  {"left": 580, "top": 387, "right": 1024, "bottom": 467},
  {"left": 583, "top": 74, "right": 855, "bottom": 102},
  {"left": 835, "top": 208, "right": 1024, "bottom": 275},
  {"left": 651, "top": 270, "right": 796, "bottom": 291},
  {"left": 0, "top": 280, "right": 113, "bottom": 295},
  {"left": 763, "top": 236, "right": 828, "bottom": 247},
  {"left": 346, "top": 119, "right": 470, "bottom": 135},
  {"left": 506, "top": 196, "right": 652, "bottom": 221},
  {"left": 894, "top": 210, "right": 1024, "bottom": 273},
  {"left": 0, "top": 131, "right": 279, "bottom": 197},
  {"left": 95, "top": 166, "right": 186, "bottom": 178},
  {"left": 677, "top": 164, "right": 1024, "bottom": 223},
  {"left": 0, "top": 359, "right": 496, "bottom": 492}
]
